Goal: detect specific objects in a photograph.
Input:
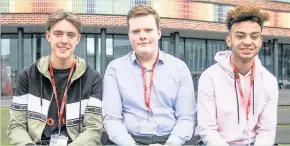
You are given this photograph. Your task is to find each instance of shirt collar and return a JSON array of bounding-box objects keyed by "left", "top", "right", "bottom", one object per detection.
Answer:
[{"left": 130, "top": 49, "right": 165, "bottom": 65}]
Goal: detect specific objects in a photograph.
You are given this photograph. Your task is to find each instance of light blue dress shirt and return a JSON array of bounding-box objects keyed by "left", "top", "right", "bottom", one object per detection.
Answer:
[{"left": 102, "top": 50, "right": 196, "bottom": 145}]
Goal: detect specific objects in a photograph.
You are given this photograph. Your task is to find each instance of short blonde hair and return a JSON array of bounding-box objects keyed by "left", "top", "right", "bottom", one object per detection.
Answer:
[{"left": 127, "top": 5, "right": 160, "bottom": 29}]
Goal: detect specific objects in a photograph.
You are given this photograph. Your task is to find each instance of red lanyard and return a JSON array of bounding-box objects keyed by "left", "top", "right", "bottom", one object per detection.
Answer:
[
  {"left": 231, "top": 60, "right": 255, "bottom": 121},
  {"left": 141, "top": 55, "right": 159, "bottom": 113},
  {"left": 49, "top": 58, "right": 76, "bottom": 130}
]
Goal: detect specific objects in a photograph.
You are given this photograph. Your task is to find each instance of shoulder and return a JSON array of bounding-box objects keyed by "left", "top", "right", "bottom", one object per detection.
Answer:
[
  {"left": 259, "top": 66, "right": 277, "bottom": 84},
  {"left": 85, "top": 65, "right": 102, "bottom": 81},
  {"left": 259, "top": 66, "right": 278, "bottom": 92},
  {"left": 199, "top": 63, "right": 220, "bottom": 79},
  {"left": 107, "top": 52, "right": 132, "bottom": 70},
  {"left": 19, "top": 62, "right": 38, "bottom": 78},
  {"left": 162, "top": 52, "right": 188, "bottom": 69}
]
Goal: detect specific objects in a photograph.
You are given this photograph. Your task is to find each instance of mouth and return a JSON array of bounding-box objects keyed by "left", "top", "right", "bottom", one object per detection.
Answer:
[
  {"left": 138, "top": 42, "right": 150, "bottom": 46},
  {"left": 240, "top": 48, "right": 254, "bottom": 54},
  {"left": 57, "top": 46, "right": 70, "bottom": 50}
]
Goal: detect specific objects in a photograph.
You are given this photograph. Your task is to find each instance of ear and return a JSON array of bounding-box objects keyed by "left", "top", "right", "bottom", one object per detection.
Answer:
[
  {"left": 76, "top": 34, "right": 81, "bottom": 45},
  {"left": 225, "top": 35, "right": 231, "bottom": 48},
  {"left": 45, "top": 31, "right": 51, "bottom": 42},
  {"left": 157, "top": 28, "right": 162, "bottom": 40}
]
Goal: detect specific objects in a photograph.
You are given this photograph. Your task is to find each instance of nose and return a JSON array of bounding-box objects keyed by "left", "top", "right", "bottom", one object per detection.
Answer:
[
  {"left": 139, "top": 30, "right": 146, "bottom": 40},
  {"left": 243, "top": 36, "right": 252, "bottom": 46},
  {"left": 60, "top": 34, "right": 69, "bottom": 44}
]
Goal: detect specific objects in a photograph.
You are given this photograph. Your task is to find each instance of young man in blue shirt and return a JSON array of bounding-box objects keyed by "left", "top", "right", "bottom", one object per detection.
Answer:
[{"left": 102, "top": 5, "right": 196, "bottom": 146}]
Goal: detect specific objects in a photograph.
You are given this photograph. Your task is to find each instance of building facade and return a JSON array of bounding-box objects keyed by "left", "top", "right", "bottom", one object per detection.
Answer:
[{"left": 1, "top": 0, "right": 290, "bottom": 97}]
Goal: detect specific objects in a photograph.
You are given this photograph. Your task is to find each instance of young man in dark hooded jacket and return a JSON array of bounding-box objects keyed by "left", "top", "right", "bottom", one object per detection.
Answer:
[{"left": 7, "top": 9, "right": 103, "bottom": 146}]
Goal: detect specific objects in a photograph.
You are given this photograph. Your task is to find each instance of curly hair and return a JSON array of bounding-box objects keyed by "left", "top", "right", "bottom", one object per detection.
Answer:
[{"left": 226, "top": 6, "right": 270, "bottom": 31}]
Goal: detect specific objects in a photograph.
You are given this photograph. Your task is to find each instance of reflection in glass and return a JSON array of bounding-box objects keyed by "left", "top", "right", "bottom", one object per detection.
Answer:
[
  {"left": 113, "top": 35, "right": 131, "bottom": 59},
  {"left": 161, "top": 37, "right": 174, "bottom": 55},
  {"left": 207, "top": 40, "right": 227, "bottom": 67},
  {"left": 24, "top": 34, "right": 33, "bottom": 67},
  {"left": 278, "top": 44, "right": 290, "bottom": 89},
  {"left": 75, "top": 34, "right": 87, "bottom": 59},
  {"left": 1, "top": 34, "right": 18, "bottom": 96},
  {"left": 185, "top": 39, "right": 206, "bottom": 73},
  {"left": 259, "top": 42, "right": 272, "bottom": 72},
  {"left": 106, "top": 35, "right": 132, "bottom": 68}
]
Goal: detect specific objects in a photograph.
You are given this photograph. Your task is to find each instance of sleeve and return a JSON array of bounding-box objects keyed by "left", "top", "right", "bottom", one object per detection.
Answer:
[
  {"left": 7, "top": 69, "right": 36, "bottom": 146},
  {"left": 166, "top": 62, "right": 196, "bottom": 146},
  {"left": 102, "top": 62, "right": 137, "bottom": 146},
  {"left": 254, "top": 78, "right": 279, "bottom": 145},
  {"left": 196, "top": 71, "right": 229, "bottom": 146},
  {"left": 68, "top": 73, "right": 103, "bottom": 146}
]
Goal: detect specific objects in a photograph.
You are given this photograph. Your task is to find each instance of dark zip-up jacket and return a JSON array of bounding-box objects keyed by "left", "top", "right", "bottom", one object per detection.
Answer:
[{"left": 7, "top": 56, "right": 103, "bottom": 146}]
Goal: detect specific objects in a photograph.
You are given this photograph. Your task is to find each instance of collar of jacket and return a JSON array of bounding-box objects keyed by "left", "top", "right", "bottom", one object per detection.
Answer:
[{"left": 37, "top": 55, "right": 87, "bottom": 83}]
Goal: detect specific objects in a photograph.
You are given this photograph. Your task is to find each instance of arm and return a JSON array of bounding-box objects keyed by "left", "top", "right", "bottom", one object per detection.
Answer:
[
  {"left": 68, "top": 74, "right": 103, "bottom": 146},
  {"left": 7, "top": 69, "right": 36, "bottom": 146},
  {"left": 196, "top": 71, "right": 229, "bottom": 146},
  {"left": 102, "top": 62, "right": 137, "bottom": 146},
  {"left": 165, "top": 63, "right": 196, "bottom": 146},
  {"left": 254, "top": 78, "right": 278, "bottom": 145}
]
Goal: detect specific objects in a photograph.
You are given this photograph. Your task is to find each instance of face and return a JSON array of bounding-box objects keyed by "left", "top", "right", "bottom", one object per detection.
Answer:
[
  {"left": 226, "top": 20, "right": 263, "bottom": 62},
  {"left": 45, "top": 19, "right": 81, "bottom": 61},
  {"left": 128, "top": 15, "right": 161, "bottom": 58}
]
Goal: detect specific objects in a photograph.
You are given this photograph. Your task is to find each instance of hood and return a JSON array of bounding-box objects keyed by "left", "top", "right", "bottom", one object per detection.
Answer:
[
  {"left": 37, "top": 56, "right": 87, "bottom": 82},
  {"left": 214, "top": 50, "right": 263, "bottom": 78}
]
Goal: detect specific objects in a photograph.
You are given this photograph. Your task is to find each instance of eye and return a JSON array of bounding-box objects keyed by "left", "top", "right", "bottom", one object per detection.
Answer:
[
  {"left": 145, "top": 29, "right": 153, "bottom": 32},
  {"left": 68, "top": 32, "right": 76, "bottom": 38},
  {"left": 55, "top": 33, "right": 61, "bottom": 36},
  {"left": 236, "top": 34, "right": 244, "bottom": 39},
  {"left": 132, "top": 30, "right": 140, "bottom": 34},
  {"left": 53, "top": 31, "right": 63, "bottom": 37},
  {"left": 252, "top": 34, "right": 259, "bottom": 39}
]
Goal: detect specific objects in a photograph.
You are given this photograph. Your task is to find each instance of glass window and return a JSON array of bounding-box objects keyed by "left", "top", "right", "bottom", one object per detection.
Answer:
[
  {"left": 271, "top": 0, "right": 290, "bottom": 3},
  {"left": 106, "top": 35, "right": 132, "bottom": 69},
  {"left": 113, "top": 35, "right": 132, "bottom": 59},
  {"left": 39, "top": 34, "right": 51, "bottom": 57},
  {"left": 185, "top": 39, "right": 206, "bottom": 73},
  {"left": 207, "top": 40, "right": 227, "bottom": 67},
  {"left": 106, "top": 35, "right": 113, "bottom": 67},
  {"left": 259, "top": 42, "right": 273, "bottom": 72},
  {"left": 161, "top": 37, "right": 174, "bottom": 55},
  {"left": 185, "top": 39, "right": 206, "bottom": 90},
  {"left": 180, "top": 38, "right": 185, "bottom": 61},
  {"left": 24, "top": 34, "right": 33, "bottom": 67},
  {"left": 86, "top": 34, "right": 101, "bottom": 72},
  {"left": 75, "top": 34, "right": 87, "bottom": 60},
  {"left": 278, "top": 44, "right": 290, "bottom": 89},
  {"left": 1, "top": 34, "right": 18, "bottom": 96}
]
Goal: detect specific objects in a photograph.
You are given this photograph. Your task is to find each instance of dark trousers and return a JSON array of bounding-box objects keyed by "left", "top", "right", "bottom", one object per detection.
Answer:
[
  {"left": 103, "top": 133, "right": 194, "bottom": 145},
  {"left": 105, "top": 134, "right": 168, "bottom": 145}
]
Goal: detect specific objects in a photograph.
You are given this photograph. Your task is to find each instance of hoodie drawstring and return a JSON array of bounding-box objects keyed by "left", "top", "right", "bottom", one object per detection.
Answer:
[
  {"left": 234, "top": 73, "right": 255, "bottom": 124},
  {"left": 252, "top": 80, "right": 255, "bottom": 116},
  {"left": 40, "top": 75, "right": 43, "bottom": 109},
  {"left": 234, "top": 73, "right": 240, "bottom": 124},
  {"left": 79, "top": 77, "right": 82, "bottom": 133}
]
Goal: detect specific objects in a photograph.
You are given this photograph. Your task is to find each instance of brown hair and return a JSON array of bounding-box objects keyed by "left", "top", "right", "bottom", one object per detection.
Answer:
[
  {"left": 226, "top": 6, "right": 270, "bottom": 31},
  {"left": 46, "top": 9, "right": 82, "bottom": 33},
  {"left": 127, "top": 5, "right": 160, "bottom": 29}
]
